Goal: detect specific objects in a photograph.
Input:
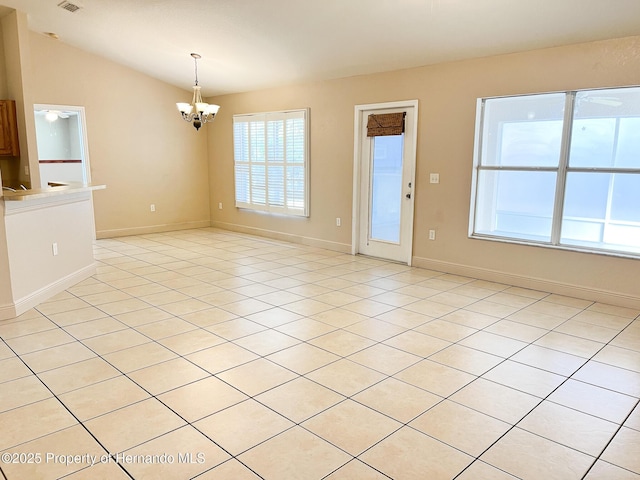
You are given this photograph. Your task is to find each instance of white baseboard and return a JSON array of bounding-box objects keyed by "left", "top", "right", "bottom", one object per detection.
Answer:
[
  {"left": 210, "top": 221, "right": 352, "bottom": 254},
  {"left": 412, "top": 256, "right": 640, "bottom": 310},
  {"left": 0, "top": 263, "right": 97, "bottom": 321},
  {"left": 96, "top": 220, "right": 211, "bottom": 239}
]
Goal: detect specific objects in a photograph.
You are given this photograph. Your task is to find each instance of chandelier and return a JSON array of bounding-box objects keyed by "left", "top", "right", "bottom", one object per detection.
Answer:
[{"left": 176, "top": 53, "right": 220, "bottom": 131}]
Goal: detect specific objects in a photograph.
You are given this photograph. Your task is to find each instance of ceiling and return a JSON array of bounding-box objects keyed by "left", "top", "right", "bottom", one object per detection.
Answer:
[{"left": 2, "top": 0, "right": 640, "bottom": 97}]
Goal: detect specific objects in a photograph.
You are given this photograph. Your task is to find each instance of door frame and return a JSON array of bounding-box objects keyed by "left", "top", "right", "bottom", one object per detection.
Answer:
[
  {"left": 352, "top": 99, "right": 419, "bottom": 265},
  {"left": 33, "top": 104, "right": 92, "bottom": 186}
]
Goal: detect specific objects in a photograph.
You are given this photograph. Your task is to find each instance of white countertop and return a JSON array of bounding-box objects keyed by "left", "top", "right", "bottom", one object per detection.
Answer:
[{"left": 1, "top": 183, "right": 106, "bottom": 201}]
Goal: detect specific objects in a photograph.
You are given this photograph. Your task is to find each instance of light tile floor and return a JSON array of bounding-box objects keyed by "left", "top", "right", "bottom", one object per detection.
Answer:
[{"left": 1, "top": 228, "right": 639, "bottom": 479}]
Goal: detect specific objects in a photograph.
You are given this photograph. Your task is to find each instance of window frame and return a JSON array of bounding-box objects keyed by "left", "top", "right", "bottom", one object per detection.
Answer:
[
  {"left": 469, "top": 85, "right": 640, "bottom": 258},
  {"left": 233, "top": 108, "right": 310, "bottom": 217}
]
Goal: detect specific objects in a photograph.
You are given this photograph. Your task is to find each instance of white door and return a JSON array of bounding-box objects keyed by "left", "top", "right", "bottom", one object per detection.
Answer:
[{"left": 353, "top": 101, "right": 418, "bottom": 264}]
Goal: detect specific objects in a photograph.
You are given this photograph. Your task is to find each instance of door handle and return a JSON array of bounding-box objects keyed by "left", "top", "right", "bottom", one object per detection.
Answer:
[{"left": 406, "top": 193, "right": 411, "bottom": 199}]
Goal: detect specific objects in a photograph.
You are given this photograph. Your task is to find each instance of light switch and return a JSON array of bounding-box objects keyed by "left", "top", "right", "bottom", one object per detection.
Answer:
[{"left": 429, "top": 173, "right": 440, "bottom": 184}]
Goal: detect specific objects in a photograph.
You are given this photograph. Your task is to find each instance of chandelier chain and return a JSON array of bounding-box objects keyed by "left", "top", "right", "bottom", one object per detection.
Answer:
[{"left": 193, "top": 55, "right": 199, "bottom": 86}]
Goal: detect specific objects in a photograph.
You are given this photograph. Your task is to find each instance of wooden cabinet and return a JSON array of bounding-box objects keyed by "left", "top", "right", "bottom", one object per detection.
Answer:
[{"left": 0, "top": 100, "right": 19, "bottom": 156}]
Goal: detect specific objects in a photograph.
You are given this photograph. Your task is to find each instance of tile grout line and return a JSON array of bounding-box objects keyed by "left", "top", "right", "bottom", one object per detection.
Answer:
[
  {"left": 341, "top": 295, "right": 547, "bottom": 476},
  {"left": 20, "top": 239, "right": 280, "bottom": 474},
  {"left": 0, "top": 337, "right": 136, "bottom": 480},
  {"left": 34, "top": 307, "right": 259, "bottom": 479},
  {"left": 82, "top": 237, "right": 460, "bottom": 477},
  {"left": 5, "top": 228, "right": 640, "bottom": 478},
  {"left": 143, "top": 231, "right": 640, "bottom": 475},
  {"left": 575, "top": 313, "right": 640, "bottom": 479},
  {"left": 450, "top": 298, "right": 601, "bottom": 478},
  {"left": 55, "top": 236, "right": 399, "bottom": 477},
  {"left": 453, "top": 306, "right": 640, "bottom": 479}
]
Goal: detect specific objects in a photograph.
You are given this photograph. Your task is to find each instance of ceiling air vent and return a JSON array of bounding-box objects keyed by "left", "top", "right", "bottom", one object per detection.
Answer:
[{"left": 57, "top": 1, "right": 82, "bottom": 13}]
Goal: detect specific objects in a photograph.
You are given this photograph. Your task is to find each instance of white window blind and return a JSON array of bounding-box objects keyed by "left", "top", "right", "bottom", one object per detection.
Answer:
[{"left": 233, "top": 109, "right": 309, "bottom": 216}]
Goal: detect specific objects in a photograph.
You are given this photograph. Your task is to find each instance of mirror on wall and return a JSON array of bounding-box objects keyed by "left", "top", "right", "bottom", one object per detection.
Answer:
[{"left": 33, "top": 104, "right": 91, "bottom": 188}]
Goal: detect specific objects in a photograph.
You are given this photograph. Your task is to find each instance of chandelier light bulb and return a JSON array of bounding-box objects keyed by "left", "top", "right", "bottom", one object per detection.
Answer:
[{"left": 176, "top": 53, "right": 220, "bottom": 131}]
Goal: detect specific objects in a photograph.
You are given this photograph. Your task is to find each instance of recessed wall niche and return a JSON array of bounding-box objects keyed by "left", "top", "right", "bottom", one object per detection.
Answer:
[{"left": 34, "top": 105, "right": 90, "bottom": 187}]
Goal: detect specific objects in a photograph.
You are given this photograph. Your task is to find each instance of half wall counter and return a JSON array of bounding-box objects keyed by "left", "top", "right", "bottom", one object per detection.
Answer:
[{"left": 0, "top": 183, "right": 105, "bottom": 320}]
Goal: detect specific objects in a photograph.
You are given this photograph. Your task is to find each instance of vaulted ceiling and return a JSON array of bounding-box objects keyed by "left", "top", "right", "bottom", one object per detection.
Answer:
[{"left": 3, "top": 0, "right": 640, "bottom": 96}]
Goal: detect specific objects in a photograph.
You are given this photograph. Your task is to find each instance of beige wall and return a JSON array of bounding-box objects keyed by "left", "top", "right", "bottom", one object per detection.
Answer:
[
  {"left": 28, "top": 31, "right": 211, "bottom": 237},
  {"left": 207, "top": 35, "right": 640, "bottom": 306},
  {"left": 207, "top": 82, "right": 359, "bottom": 249},
  {"left": 3, "top": 9, "right": 639, "bottom": 306}
]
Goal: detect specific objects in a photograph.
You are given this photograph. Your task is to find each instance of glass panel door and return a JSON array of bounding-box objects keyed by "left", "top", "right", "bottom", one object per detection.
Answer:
[
  {"left": 370, "top": 135, "right": 404, "bottom": 243},
  {"left": 356, "top": 102, "right": 417, "bottom": 265}
]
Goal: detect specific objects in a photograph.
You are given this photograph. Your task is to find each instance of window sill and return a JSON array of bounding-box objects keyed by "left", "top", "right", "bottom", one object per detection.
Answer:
[{"left": 469, "top": 233, "right": 640, "bottom": 261}]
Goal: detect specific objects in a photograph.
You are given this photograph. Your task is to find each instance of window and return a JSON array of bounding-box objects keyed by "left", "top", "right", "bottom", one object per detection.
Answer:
[
  {"left": 233, "top": 109, "right": 309, "bottom": 216},
  {"left": 470, "top": 86, "right": 640, "bottom": 256}
]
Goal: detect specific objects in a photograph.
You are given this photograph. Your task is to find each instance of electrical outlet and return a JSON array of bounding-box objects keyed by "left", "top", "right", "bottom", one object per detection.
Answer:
[
  {"left": 218, "top": 202, "right": 223, "bottom": 210},
  {"left": 429, "top": 230, "right": 436, "bottom": 240},
  {"left": 150, "top": 204, "right": 156, "bottom": 212},
  {"left": 336, "top": 217, "right": 341, "bottom": 227},
  {"left": 429, "top": 173, "right": 440, "bottom": 184},
  {"left": 52, "top": 242, "right": 58, "bottom": 256},
  {"left": 24, "top": 165, "right": 30, "bottom": 176}
]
